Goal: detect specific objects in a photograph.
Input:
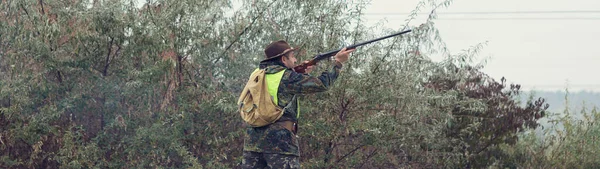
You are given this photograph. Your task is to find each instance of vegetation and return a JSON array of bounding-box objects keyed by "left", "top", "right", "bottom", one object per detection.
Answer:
[
  {"left": 0, "top": 0, "right": 597, "bottom": 168},
  {"left": 497, "top": 90, "right": 600, "bottom": 169}
]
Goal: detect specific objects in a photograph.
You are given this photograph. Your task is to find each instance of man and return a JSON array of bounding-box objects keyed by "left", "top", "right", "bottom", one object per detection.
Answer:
[{"left": 241, "top": 40, "right": 354, "bottom": 168}]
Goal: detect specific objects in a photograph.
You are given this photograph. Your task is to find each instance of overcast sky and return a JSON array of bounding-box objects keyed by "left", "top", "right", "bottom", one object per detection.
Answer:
[{"left": 363, "top": 0, "right": 600, "bottom": 92}]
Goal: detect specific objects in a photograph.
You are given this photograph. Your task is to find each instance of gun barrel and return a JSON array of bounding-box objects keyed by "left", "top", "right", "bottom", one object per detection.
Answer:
[
  {"left": 292, "top": 29, "right": 412, "bottom": 73},
  {"left": 348, "top": 29, "right": 412, "bottom": 49},
  {"left": 314, "top": 29, "right": 412, "bottom": 60}
]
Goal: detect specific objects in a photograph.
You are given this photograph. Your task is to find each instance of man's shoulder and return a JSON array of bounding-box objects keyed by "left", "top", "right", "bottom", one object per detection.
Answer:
[
  {"left": 281, "top": 68, "right": 304, "bottom": 81},
  {"left": 264, "top": 65, "right": 288, "bottom": 74}
]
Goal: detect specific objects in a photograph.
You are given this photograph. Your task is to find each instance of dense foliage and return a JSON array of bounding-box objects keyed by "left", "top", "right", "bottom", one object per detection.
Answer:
[{"left": 0, "top": 0, "right": 596, "bottom": 168}]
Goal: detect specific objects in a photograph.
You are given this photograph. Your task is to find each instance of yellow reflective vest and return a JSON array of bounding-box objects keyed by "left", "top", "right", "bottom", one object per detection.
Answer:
[{"left": 254, "top": 68, "right": 300, "bottom": 118}]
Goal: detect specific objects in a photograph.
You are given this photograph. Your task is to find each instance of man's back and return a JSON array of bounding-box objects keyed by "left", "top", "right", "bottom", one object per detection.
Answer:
[
  {"left": 241, "top": 40, "right": 354, "bottom": 169},
  {"left": 243, "top": 60, "right": 342, "bottom": 156}
]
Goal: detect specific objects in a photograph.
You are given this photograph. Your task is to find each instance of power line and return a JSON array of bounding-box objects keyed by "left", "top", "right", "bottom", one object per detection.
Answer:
[
  {"left": 363, "top": 10, "right": 600, "bottom": 20},
  {"left": 364, "top": 10, "right": 600, "bottom": 15},
  {"left": 526, "top": 85, "right": 600, "bottom": 87},
  {"left": 362, "top": 17, "right": 600, "bottom": 20},
  {"left": 436, "top": 17, "right": 600, "bottom": 20}
]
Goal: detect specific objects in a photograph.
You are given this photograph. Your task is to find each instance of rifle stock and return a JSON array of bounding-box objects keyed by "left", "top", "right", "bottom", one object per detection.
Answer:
[{"left": 293, "top": 29, "right": 412, "bottom": 73}]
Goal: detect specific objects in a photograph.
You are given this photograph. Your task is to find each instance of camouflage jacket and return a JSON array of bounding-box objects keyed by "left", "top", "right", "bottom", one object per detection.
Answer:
[{"left": 243, "top": 60, "right": 343, "bottom": 156}]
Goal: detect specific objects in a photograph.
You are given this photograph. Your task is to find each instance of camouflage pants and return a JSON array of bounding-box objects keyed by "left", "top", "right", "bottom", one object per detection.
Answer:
[{"left": 241, "top": 151, "right": 300, "bottom": 169}]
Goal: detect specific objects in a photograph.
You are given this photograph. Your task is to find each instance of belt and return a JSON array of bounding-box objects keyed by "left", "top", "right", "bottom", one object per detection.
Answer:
[{"left": 275, "top": 121, "right": 297, "bottom": 135}]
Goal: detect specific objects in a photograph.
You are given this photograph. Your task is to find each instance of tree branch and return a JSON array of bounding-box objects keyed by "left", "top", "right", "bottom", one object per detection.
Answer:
[
  {"left": 266, "top": 6, "right": 283, "bottom": 39},
  {"left": 183, "top": 59, "right": 199, "bottom": 88},
  {"left": 38, "top": 0, "right": 45, "bottom": 15},
  {"left": 103, "top": 37, "right": 114, "bottom": 76},
  {"left": 336, "top": 144, "right": 366, "bottom": 164},
  {"left": 474, "top": 132, "right": 498, "bottom": 155},
  {"left": 177, "top": 54, "right": 183, "bottom": 86},
  {"left": 339, "top": 94, "right": 352, "bottom": 123},
  {"left": 20, "top": 3, "right": 29, "bottom": 16},
  {"left": 357, "top": 148, "right": 378, "bottom": 169},
  {"left": 220, "top": 0, "right": 277, "bottom": 57},
  {"left": 113, "top": 44, "right": 121, "bottom": 64},
  {"left": 57, "top": 70, "right": 62, "bottom": 83}
]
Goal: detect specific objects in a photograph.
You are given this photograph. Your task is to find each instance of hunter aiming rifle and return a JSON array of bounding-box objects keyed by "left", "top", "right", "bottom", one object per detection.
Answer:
[{"left": 293, "top": 29, "right": 412, "bottom": 73}]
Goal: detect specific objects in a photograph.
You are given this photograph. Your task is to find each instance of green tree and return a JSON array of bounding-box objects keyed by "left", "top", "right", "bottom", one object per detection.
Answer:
[
  {"left": 425, "top": 63, "right": 548, "bottom": 167},
  {"left": 0, "top": 0, "right": 557, "bottom": 168}
]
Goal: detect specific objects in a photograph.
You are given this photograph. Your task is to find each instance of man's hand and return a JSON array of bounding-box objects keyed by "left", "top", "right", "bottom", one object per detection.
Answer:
[
  {"left": 302, "top": 61, "right": 314, "bottom": 74},
  {"left": 334, "top": 47, "right": 355, "bottom": 63}
]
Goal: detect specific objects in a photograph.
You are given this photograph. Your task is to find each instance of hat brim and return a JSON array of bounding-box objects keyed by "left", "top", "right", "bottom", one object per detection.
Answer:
[{"left": 262, "top": 48, "right": 298, "bottom": 61}]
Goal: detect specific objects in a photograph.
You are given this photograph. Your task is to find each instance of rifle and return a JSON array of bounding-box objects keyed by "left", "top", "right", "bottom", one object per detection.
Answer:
[{"left": 293, "top": 29, "right": 412, "bottom": 73}]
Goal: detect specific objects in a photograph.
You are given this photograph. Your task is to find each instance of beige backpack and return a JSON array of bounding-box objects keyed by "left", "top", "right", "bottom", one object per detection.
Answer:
[{"left": 237, "top": 69, "right": 284, "bottom": 127}]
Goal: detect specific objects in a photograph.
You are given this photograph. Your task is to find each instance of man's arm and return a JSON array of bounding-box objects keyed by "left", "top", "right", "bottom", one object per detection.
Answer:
[
  {"left": 281, "top": 47, "right": 354, "bottom": 94},
  {"left": 281, "top": 61, "right": 343, "bottom": 94}
]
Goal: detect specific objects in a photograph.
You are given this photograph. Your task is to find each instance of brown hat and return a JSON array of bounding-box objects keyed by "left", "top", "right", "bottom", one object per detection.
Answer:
[{"left": 263, "top": 40, "right": 297, "bottom": 61}]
